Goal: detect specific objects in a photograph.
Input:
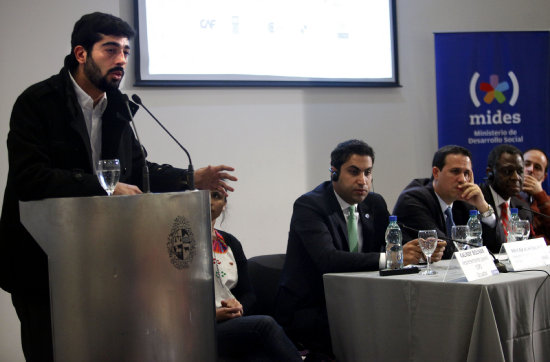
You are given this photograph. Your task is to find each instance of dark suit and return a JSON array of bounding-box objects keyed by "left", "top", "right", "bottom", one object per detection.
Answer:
[
  {"left": 393, "top": 178, "right": 495, "bottom": 259},
  {"left": 479, "top": 183, "right": 532, "bottom": 253},
  {"left": 275, "top": 181, "right": 388, "bottom": 354},
  {"left": 0, "top": 66, "right": 190, "bottom": 361}
]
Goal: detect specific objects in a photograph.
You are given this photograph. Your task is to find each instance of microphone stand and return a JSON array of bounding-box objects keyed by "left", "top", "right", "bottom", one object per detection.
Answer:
[
  {"left": 131, "top": 94, "right": 194, "bottom": 190},
  {"left": 518, "top": 205, "right": 550, "bottom": 218},
  {"left": 122, "top": 95, "right": 150, "bottom": 193}
]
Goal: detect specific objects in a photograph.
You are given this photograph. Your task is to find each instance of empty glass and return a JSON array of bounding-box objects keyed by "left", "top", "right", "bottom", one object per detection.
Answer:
[
  {"left": 96, "top": 159, "right": 120, "bottom": 196},
  {"left": 451, "top": 225, "right": 470, "bottom": 252}
]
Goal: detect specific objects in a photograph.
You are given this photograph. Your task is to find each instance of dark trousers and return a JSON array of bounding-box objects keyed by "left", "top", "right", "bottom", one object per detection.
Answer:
[
  {"left": 11, "top": 290, "right": 53, "bottom": 362},
  {"left": 217, "top": 315, "right": 302, "bottom": 362},
  {"left": 282, "top": 307, "right": 334, "bottom": 358}
]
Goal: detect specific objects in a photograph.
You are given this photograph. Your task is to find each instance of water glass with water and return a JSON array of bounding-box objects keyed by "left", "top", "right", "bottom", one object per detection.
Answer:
[{"left": 96, "top": 159, "right": 121, "bottom": 196}]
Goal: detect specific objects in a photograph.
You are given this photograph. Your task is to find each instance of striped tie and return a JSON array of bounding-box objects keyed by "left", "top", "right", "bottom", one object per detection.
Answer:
[{"left": 500, "top": 203, "right": 509, "bottom": 237}]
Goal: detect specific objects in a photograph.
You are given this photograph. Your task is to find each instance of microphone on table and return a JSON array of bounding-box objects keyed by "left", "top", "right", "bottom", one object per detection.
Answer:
[
  {"left": 517, "top": 205, "right": 550, "bottom": 218},
  {"left": 122, "top": 94, "right": 150, "bottom": 193},
  {"left": 398, "top": 223, "right": 508, "bottom": 273},
  {"left": 131, "top": 94, "right": 195, "bottom": 190}
]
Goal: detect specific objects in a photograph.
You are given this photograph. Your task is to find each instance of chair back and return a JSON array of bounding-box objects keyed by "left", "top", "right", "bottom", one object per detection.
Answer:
[{"left": 247, "top": 254, "right": 286, "bottom": 316}]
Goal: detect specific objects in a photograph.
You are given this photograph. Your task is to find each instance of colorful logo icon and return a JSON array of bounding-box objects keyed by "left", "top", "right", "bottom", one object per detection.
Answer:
[
  {"left": 480, "top": 75, "right": 509, "bottom": 104},
  {"left": 469, "top": 71, "right": 519, "bottom": 108}
]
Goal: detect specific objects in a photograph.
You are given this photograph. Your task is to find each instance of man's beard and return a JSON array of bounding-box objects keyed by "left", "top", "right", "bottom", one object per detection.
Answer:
[{"left": 84, "top": 54, "right": 123, "bottom": 92}]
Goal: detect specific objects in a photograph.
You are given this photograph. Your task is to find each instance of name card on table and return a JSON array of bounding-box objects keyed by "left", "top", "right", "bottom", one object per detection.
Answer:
[
  {"left": 503, "top": 238, "right": 550, "bottom": 271},
  {"left": 455, "top": 247, "right": 499, "bottom": 282}
]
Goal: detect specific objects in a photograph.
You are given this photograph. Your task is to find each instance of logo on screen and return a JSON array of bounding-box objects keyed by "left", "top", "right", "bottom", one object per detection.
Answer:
[
  {"left": 167, "top": 216, "right": 196, "bottom": 269},
  {"left": 469, "top": 71, "right": 519, "bottom": 108}
]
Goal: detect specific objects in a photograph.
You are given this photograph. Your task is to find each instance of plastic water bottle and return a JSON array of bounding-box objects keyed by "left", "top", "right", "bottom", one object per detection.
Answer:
[
  {"left": 467, "top": 210, "right": 483, "bottom": 247},
  {"left": 385, "top": 215, "right": 403, "bottom": 269},
  {"left": 508, "top": 208, "right": 520, "bottom": 242}
]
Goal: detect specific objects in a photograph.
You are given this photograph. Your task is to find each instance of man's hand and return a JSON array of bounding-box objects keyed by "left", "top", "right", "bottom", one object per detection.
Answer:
[
  {"left": 113, "top": 182, "right": 142, "bottom": 195},
  {"left": 403, "top": 239, "right": 446, "bottom": 265},
  {"left": 523, "top": 174, "right": 543, "bottom": 195},
  {"left": 403, "top": 240, "right": 423, "bottom": 266},
  {"left": 458, "top": 182, "right": 490, "bottom": 213},
  {"left": 194, "top": 165, "right": 237, "bottom": 196},
  {"left": 215, "top": 298, "right": 243, "bottom": 322},
  {"left": 430, "top": 240, "right": 446, "bottom": 262}
]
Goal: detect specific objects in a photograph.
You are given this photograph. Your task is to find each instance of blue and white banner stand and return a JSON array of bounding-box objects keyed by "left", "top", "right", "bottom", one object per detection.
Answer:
[{"left": 435, "top": 31, "right": 550, "bottom": 189}]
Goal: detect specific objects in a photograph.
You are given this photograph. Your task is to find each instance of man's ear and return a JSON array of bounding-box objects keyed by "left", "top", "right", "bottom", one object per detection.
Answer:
[
  {"left": 486, "top": 167, "right": 494, "bottom": 183},
  {"left": 432, "top": 166, "right": 439, "bottom": 180},
  {"left": 73, "top": 45, "right": 87, "bottom": 65}
]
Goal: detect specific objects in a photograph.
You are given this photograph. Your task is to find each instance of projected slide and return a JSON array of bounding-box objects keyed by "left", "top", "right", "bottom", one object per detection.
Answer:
[{"left": 135, "top": 0, "right": 398, "bottom": 86}]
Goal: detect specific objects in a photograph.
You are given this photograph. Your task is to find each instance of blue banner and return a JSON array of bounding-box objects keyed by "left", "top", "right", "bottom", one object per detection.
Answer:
[{"left": 435, "top": 32, "right": 550, "bottom": 189}]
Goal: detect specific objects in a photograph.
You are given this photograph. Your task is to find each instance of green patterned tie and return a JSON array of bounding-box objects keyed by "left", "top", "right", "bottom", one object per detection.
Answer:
[{"left": 347, "top": 205, "right": 359, "bottom": 252}]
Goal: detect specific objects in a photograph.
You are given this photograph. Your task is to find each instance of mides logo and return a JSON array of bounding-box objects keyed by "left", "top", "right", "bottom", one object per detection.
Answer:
[{"left": 469, "top": 71, "right": 521, "bottom": 125}]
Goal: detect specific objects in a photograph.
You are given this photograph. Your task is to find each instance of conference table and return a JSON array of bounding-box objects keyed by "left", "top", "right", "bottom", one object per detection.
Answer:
[{"left": 323, "top": 260, "right": 550, "bottom": 362}]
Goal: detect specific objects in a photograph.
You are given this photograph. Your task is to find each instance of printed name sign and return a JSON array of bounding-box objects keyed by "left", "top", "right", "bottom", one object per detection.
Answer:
[
  {"left": 455, "top": 247, "right": 499, "bottom": 282},
  {"left": 503, "top": 238, "right": 550, "bottom": 271}
]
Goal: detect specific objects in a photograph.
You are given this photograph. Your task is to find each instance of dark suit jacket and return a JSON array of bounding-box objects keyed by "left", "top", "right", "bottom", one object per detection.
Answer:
[
  {"left": 0, "top": 67, "right": 190, "bottom": 294},
  {"left": 393, "top": 178, "right": 495, "bottom": 259},
  {"left": 275, "top": 181, "right": 388, "bottom": 330},
  {"left": 479, "top": 183, "right": 532, "bottom": 253}
]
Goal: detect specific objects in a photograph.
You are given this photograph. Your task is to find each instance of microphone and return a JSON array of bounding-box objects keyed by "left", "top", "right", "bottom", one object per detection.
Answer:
[
  {"left": 398, "top": 223, "right": 508, "bottom": 273},
  {"left": 122, "top": 94, "right": 150, "bottom": 193},
  {"left": 131, "top": 94, "right": 194, "bottom": 190},
  {"left": 517, "top": 205, "right": 550, "bottom": 218}
]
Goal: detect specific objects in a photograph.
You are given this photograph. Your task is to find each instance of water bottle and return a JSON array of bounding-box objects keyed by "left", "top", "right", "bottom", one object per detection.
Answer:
[
  {"left": 385, "top": 215, "right": 403, "bottom": 269},
  {"left": 508, "top": 208, "right": 520, "bottom": 242},
  {"left": 467, "top": 210, "right": 483, "bottom": 247}
]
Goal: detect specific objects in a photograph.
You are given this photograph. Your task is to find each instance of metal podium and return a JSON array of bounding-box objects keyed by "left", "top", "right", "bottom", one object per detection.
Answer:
[{"left": 19, "top": 191, "right": 216, "bottom": 362}]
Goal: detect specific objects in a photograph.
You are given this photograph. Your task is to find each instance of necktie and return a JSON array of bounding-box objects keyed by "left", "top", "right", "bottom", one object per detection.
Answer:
[
  {"left": 500, "top": 203, "right": 509, "bottom": 237},
  {"left": 444, "top": 207, "right": 455, "bottom": 237},
  {"left": 347, "top": 205, "right": 359, "bottom": 252}
]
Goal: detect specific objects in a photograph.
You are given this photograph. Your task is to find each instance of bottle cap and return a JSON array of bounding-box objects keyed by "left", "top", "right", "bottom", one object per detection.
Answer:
[
  {"left": 389, "top": 215, "right": 397, "bottom": 222},
  {"left": 469, "top": 210, "right": 478, "bottom": 216},
  {"left": 510, "top": 208, "right": 518, "bottom": 214}
]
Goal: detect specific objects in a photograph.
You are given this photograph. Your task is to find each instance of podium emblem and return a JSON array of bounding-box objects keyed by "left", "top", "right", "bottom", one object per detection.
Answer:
[{"left": 167, "top": 216, "right": 196, "bottom": 269}]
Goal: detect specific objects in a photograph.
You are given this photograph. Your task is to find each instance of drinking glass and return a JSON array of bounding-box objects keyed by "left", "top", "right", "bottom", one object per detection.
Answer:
[
  {"left": 512, "top": 219, "right": 530, "bottom": 241},
  {"left": 451, "top": 225, "right": 470, "bottom": 252},
  {"left": 96, "top": 159, "right": 120, "bottom": 196},
  {"left": 418, "top": 230, "right": 438, "bottom": 275}
]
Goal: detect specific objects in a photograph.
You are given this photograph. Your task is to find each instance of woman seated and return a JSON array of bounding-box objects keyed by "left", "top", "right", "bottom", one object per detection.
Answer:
[{"left": 210, "top": 190, "right": 302, "bottom": 361}]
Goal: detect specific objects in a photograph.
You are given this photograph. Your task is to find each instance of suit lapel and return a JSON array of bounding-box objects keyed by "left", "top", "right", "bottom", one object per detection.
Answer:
[
  {"left": 64, "top": 80, "right": 94, "bottom": 169},
  {"left": 325, "top": 183, "right": 350, "bottom": 251},
  {"left": 427, "top": 186, "right": 446, "bottom": 233}
]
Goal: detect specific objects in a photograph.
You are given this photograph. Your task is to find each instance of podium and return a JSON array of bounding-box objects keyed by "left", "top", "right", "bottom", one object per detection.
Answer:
[{"left": 19, "top": 191, "right": 216, "bottom": 362}]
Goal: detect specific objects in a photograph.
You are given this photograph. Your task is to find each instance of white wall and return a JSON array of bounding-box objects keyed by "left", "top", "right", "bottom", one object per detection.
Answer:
[{"left": 1, "top": 0, "right": 549, "bottom": 360}]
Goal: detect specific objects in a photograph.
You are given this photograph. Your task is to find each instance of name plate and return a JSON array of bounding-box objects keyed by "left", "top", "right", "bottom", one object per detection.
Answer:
[
  {"left": 455, "top": 247, "right": 499, "bottom": 282},
  {"left": 503, "top": 238, "right": 550, "bottom": 271}
]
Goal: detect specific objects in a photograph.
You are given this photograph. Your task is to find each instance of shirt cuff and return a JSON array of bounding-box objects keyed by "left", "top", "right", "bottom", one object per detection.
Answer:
[
  {"left": 481, "top": 213, "right": 496, "bottom": 228},
  {"left": 379, "top": 253, "right": 386, "bottom": 269}
]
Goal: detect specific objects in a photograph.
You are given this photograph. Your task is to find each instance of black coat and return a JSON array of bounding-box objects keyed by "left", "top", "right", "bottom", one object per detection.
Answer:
[
  {"left": 393, "top": 178, "right": 480, "bottom": 259},
  {"left": 0, "top": 68, "right": 189, "bottom": 293},
  {"left": 275, "top": 181, "right": 388, "bottom": 329}
]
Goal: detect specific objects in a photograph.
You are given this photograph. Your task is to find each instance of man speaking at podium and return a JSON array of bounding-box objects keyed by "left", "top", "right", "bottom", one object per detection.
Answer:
[{"left": 0, "top": 12, "right": 235, "bottom": 361}]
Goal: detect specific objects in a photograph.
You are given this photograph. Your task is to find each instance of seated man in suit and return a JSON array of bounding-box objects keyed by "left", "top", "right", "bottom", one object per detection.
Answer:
[
  {"left": 275, "top": 139, "right": 445, "bottom": 359},
  {"left": 521, "top": 148, "right": 550, "bottom": 243},
  {"left": 393, "top": 145, "right": 496, "bottom": 259},
  {"left": 479, "top": 144, "right": 533, "bottom": 252}
]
